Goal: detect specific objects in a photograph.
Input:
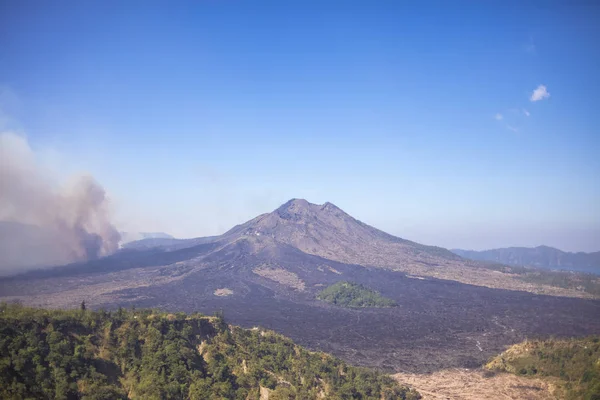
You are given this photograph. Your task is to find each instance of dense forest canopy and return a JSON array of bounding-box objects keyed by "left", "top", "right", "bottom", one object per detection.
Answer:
[
  {"left": 317, "top": 282, "right": 397, "bottom": 308},
  {"left": 0, "top": 303, "right": 419, "bottom": 400}
]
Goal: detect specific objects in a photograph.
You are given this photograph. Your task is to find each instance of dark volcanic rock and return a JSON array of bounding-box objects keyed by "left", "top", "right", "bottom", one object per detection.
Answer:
[{"left": 106, "top": 254, "right": 600, "bottom": 373}]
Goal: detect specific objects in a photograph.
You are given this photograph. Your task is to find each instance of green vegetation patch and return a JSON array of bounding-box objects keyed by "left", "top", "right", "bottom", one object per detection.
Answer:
[
  {"left": 486, "top": 336, "right": 600, "bottom": 400},
  {"left": 317, "top": 281, "right": 398, "bottom": 308},
  {"left": 0, "top": 303, "right": 418, "bottom": 400}
]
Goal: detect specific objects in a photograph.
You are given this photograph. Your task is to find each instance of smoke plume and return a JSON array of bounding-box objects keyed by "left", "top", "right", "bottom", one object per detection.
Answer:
[{"left": 0, "top": 132, "right": 120, "bottom": 274}]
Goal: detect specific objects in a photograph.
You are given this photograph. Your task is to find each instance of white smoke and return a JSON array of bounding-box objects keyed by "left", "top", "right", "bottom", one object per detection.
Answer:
[{"left": 0, "top": 132, "right": 120, "bottom": 274}]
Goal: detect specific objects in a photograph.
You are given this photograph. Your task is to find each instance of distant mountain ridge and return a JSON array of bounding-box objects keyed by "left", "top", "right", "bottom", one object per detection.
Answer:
[
  {"left": 119, "top": 231, "right": 174, "bottom": 245},
  {"left": 452, "top": 246, "right": 600, "bottom": 274}
]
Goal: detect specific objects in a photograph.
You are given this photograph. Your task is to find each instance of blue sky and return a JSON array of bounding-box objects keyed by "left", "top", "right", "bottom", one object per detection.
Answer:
[{"left": 1, "top": 1, "right": 599, "bottom": 251}]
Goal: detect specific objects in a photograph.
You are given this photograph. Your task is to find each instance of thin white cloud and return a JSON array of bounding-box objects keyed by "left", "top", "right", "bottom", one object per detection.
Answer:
[
  {"left": 522, "top": 109, "right": 530, "bottom": 117},
  {"left": 494, "top": 113, "right": 503, "bottom": 121},
  {"left": 524, "top": 37, "right": 536, "bottom": 54},
  {"left": 506, "top": 125, "right": 519, "bottom": 133},
  {"left": 530, "top": 85, "right": 550, "bottom": 102}
]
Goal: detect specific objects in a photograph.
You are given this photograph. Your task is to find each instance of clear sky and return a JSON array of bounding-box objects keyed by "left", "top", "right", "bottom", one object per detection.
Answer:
[{"left": 1, "top": 1, "right": 599, "bottom": 252}]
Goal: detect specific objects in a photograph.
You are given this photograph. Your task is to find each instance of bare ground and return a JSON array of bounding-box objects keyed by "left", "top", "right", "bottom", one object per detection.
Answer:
[
  {"left": 214, "top": 288, "right": 234, "bottom": 296},
  {"left": 253, "top": 266, "right": 306, "bottom": 291},
  {"left": 393, "top": 369, "right": 557, "bottom": 400}
]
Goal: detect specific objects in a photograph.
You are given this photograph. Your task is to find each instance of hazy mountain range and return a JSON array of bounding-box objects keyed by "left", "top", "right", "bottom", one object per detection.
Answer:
[
  {"left": 119, "top": 231, "right": 174, "bottom": 245},
  {"left": 453, "top": 246, "right": 600, "bottom": 275}
]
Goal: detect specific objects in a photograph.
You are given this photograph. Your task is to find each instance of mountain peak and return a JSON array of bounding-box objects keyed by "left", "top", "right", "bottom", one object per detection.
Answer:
[
  {"left": 278, "top": 198, "right": 311, "bottom": 209},
  {"left": 534, "top": 245, "right": 557, "bottom": 251},
  {"left": 274, "top": 199, "right": 348, "bottom": 221},
  {"left": 277, "top": 199, "right": 343, "bottom": 211},
  {"left": 321, "top": 201, "right": 343, "bottom": 212},
  {"left": 220, "top": 198, "right": 459, "bottom": 273},
  {"left": 275, "top": 199, "right": 313, "bottom": 220}
]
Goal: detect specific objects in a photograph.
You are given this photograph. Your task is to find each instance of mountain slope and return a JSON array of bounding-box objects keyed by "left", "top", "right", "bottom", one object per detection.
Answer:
[
  {"left": 0, "top": 303, "right": 419, "bottom": 400},
  {"left": 224, "top": 199, "right": 464, "bottom": 270},
  {"left": 453, "top": 246, "right": 600, "bottom": 274},
  {"left": 485, "top": 336, "right": 600, "bottom": 400}
]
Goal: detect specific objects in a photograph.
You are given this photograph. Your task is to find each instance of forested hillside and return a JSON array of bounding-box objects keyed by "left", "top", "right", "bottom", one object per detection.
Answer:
[
  {"left": 486, "top": 336, "right": 600, "bottom": 400},
  {"left": 0, "top": 303, "right": 419, "bottom": 400}
]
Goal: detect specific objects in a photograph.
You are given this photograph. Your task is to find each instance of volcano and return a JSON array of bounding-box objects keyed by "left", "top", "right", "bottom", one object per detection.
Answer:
[
  {"left": 124, "top": 198, "right": 468, "bottom": 276},
  {"left": 1, "top": 199, "right": 599, "bottom": 373}
]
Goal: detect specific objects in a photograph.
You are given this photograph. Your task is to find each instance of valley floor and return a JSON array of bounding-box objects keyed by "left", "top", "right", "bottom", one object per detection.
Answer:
[{"left": 2, "top": 260, "right": 599, "bottom": 375}]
